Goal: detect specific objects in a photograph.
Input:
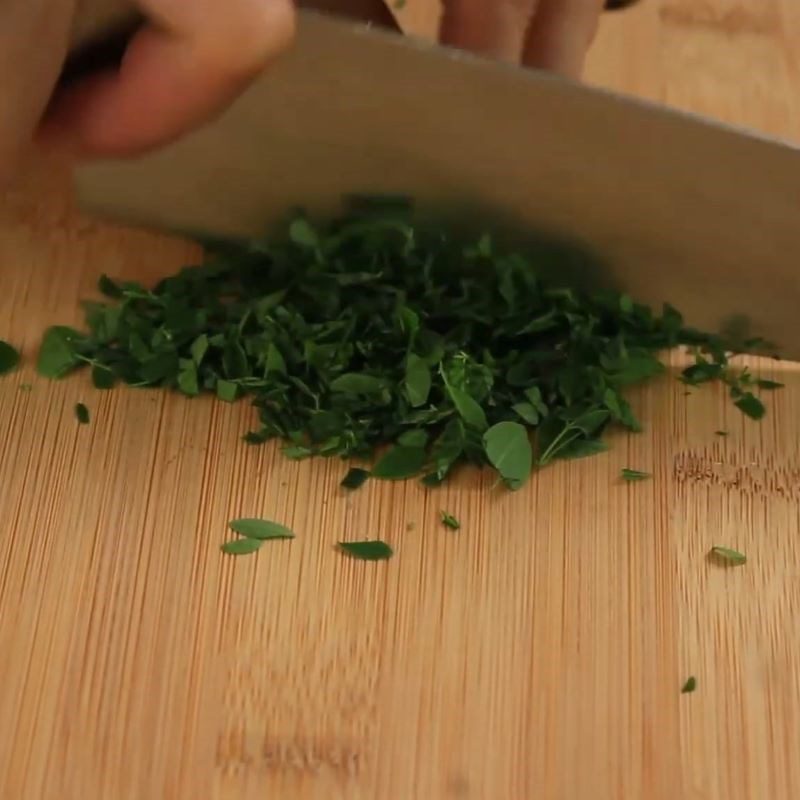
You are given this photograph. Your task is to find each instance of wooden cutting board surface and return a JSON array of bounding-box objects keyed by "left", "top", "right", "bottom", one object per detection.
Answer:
[{"left": 3, "top": 2, "right": 800, "bottom": 798}]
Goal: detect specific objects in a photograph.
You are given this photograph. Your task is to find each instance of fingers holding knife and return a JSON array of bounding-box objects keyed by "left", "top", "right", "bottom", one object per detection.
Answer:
[
  {"left": 42, "top": 0, "right": 296, "bottom": 158},
  {"left": 33, "top": 0, "right": 637, "bottom": 165},
  {"left": 441, "top": 0, "right": 605, "bottom": 77}
]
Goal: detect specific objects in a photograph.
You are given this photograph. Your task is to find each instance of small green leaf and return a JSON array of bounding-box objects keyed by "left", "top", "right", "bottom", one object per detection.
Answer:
[
  {"left": 682, "top": 361, "right": 722, "bottom": 385},
  {"left": 681, "top": 676, "right": 697, "bottom": 694},
  {"left": 571, "top": 409, "right": 610, "bottom": 436},
  {"left": 371, "top": 446, "right": 426, "bottom": 480},
  {"left": 190, "top": 334, "right": 209, "bottom": 365},
  {"left": 734, "top": 392, "right": 765, "bottom": 420},
  {"left": 440, "top": 511, "right": 460, "bottom": 530},
  {"left": 558, "top": 439, "right": 609, "bottom": 460},
  {"left": 265, "top": 343, "right": 287, "bottom": 375},
  {"left": 341, "top": 467, "right": 370, "bottom": 490},
  {"left": 216, "top": 379, "right": 239, "bottom": 403},
  {"left": 220, "top": 538, "right": 264, "bottom": 556},
  {"left": 222, "top": 340, "right": 248, "bottom": 378},
  {"left": 0, "top": 340, "right": 20, "bottom": 376},
  {"left": 483, "top": 421, "right": 532, "bottom": 490},
  {"left": 756, "top": 379, "right": 784, "bottom": 390},
  {"left": 338, "top": 540, "right": 394, "bottom": 561},
  {"left": 404, "top": 354, "right": 431, "bottom": 407},
  {"left": 37, "top": 326, "right": 83, "bottom": 379},
  {"left": 228, "top": 518, "right": 295, "bottom": 540},
  {"left": 397, "top": 429, "right": 428, "bottom": 448},
  {"left": 282, "top": 445, "right": 313, "bottom": 460},
  {"left": 289, "top": 218, "right": 319, "bottom": 248},
  {"left": 92, "top": 365, "right": 115, "bottom": 389},
  {"left": 621, "top": 468, "right": 650, "bottom": 482},
  {"left": 715, "top": 430, "right": 729, "bottom": 437},
  {"left": 97, "top": 274, "right": 123, "bottom": 298},
  {"left": 75, "top": 402, "right": 90, "bottom": 425},
  {"left": 177, "top": 360, "right": 199, "bottom": 396},
  {"left": 710, "top": 546, "right": 746, "bottom": 566},
  {"left": 512, "top": 402, "right": 540, "bottom": 425},
  {"left": 330, "top": 373, "right": 386, "bottom": 394},
  {"left": 443, "top": 376, "right": 488, "bottom": 431}
]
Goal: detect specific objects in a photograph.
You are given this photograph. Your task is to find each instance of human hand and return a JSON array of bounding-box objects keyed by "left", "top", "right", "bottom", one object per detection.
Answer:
[
  {"left": 441, "top": 0, "right": 605, "bottom": 77},
  {"left": 43, "top": 0, "right": 295, "bottom": 158},
  {"left": 0, "top": 0, "right": 604, "bottom": 188},
  {"left": 0, "top": 0, "right": 76, "bottom": 183}
]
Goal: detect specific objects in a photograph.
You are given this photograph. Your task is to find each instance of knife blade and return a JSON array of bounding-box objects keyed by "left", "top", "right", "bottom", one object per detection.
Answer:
[{"left": 72, "top": 9, "right": 800, "bottom": 357}]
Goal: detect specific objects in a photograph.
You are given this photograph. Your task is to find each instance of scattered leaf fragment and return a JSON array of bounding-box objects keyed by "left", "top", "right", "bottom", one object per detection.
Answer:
[
  {"left": 756, "top": 379, "right": 784, "bottom": 390},
  {"left": 681, "top": 676, "right": 697, "bottom": 694},
  {"left": 75, "top": 402, "right": 90, "bottom": 425},
  {"left": 621, "top": 468, "right": 650, "bottom": 482},
  {"left": 715, "top": 430, "right": 729, "bottom": 437},
  {"left": 710, "top": 546, "right": 746, "bottom": 566},
  {"left": 228, "top": 518, "right": 295, "bottom": 541},
  {"left": 440, "top": 511, "right": 460, "bottom": 530},
  {"left": 341, "top": 467, "right": 370, "bottom": 490},
  {"left": 338, "top": 540, "right": 394, "bottom": 561},
  {"left": 0, "top": 340, "right": 20, "bottom": 376},
  {"left": 734, "top": 392, "right": 765, "bottom": 420},
  {"left": 220, "top": 538, "right": 264, "bottom": 556}
]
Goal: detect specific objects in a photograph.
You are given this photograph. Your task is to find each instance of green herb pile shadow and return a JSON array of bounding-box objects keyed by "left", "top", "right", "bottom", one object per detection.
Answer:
[{"left": 36, "top": 208, "right": 775, "bottom": 490}]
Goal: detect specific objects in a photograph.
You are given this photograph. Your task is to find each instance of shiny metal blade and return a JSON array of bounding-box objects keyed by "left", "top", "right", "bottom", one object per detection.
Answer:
[{"left": 74, "top": 10, "right": 800, "bottom": 357}]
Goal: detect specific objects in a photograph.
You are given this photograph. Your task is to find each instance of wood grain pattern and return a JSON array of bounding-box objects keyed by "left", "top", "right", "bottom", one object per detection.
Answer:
[{"left": 3, "top": 2, "right": 800, "bottom": 798}]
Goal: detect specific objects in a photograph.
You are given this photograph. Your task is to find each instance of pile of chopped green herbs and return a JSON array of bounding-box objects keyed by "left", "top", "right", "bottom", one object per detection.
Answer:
[{"left": 35, "top": 206, "right": 775, "bottom": 490}]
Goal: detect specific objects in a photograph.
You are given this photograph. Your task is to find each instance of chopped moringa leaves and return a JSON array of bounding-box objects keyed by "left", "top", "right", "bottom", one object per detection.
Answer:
[
  {"left": 621, "top": 468, "right": 650, "bottom": 482},
  {"left": 710, "top": 546, "right": 747, "bottom": 566},
  {"left": 220, "top": 538, "right": 264, "bottom": 556},
  {"left": 228, "top": 518, "right": 295, "bottom": 540},
  {"left": 338, "top": 540, "right": 394, "bottom": 561},
  {"left": 75, "top": 402, "right": 90, "bottom": 425},
  {"left": 681, "top": 676, "right": 697, "bottom": 694},
  {"left": 341, "top": 467, "right": 370, "bottom": 490},
  {"left": 440, "top": 511, "right": 460, "bottom": 530},
  {"left": 36, "top": 207, "right": 775, "bottom": 491},
  {"left": 0, "top": 340, "right": 20, "bottom": 376}
]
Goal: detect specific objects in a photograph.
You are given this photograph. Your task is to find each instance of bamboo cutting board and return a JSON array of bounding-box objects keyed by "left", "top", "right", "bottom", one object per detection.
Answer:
[{"left": 3, "top": 2, "right": 800, "bottom": 798}]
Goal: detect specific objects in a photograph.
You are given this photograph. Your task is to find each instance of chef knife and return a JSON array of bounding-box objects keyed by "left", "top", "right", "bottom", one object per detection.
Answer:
[{"left": 68, "top": 5, "right": 800, "bottom": 357}]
